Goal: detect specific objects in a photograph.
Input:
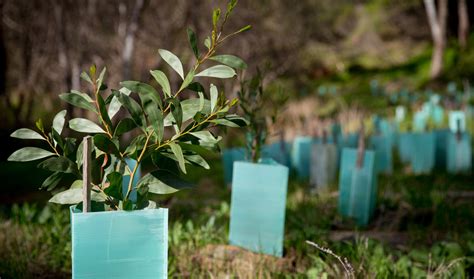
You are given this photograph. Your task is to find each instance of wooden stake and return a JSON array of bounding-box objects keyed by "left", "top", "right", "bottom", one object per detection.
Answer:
[
  {"left": 356, "top": 121, "right": 365, "bottom": 169},
  {"left": 82, "top": 136, "right": 92, "bottom": 213},
  {"left": 456, "top": 118, "right": 462, "bottom": 142}
]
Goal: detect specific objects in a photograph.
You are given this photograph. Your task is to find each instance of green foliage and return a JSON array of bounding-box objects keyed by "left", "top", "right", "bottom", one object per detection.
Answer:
[
  {"left": 7, "top": 2, "right": 250, "bottom": 211},
  {"left": 238, "top": 68, "right": 288, "bottom": 162}
]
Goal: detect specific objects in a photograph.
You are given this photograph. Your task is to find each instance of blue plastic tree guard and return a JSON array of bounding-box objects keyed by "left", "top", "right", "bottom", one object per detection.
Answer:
[
  {"left": 310, "top": 143, "right": 338, "bottom": 190},
  {"left": 229, "top": 159, "right": 289, "bottom": 257},
  {"left": 449, "top": 111, "right": 466, "bottom": 133},
  {"left": 261, "top": 141, "right": 292, "bottom": 167},
  {"left": 70, "top": 206, "right": 168, "bottom": 279},
  {"left": 343, "top": 133, "right": 359, "bottom": 148},
  {"left": 338, "top": 148, "right": 376, "bottom": 226},
  {"left": 447, "top": 132, "right": 472, "bottom": 173},
  {"left": 369, "top": 135, "right": 393, "bottom": 174},
  {"left": 222, "top": 148, "right": 246, "bottom": 185},
  {"left": 398, "top": 133, "right": 413, "bottom": 164},
  {"left": 413, "top": 111, "right": 427, "bottom": 132},
  {"left": 410, "top": 132, "right": 436, "bottom": 174},
  {"left": 291, "top": 136, "right": 315, "bottom": 180},
  {"left": 122, "top": 158, "right": 141, "bottom": 202}
]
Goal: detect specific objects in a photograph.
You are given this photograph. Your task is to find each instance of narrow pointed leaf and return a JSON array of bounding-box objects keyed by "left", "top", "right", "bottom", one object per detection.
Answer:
[
  {"left": 69, "top": 118, "right": 106, "bottom": 134},
  {"left": 114, "top": 118, "right": 137, "bottom": 137},
  {"left": 179, "top": 70, "right": 195, "bottom": 92},
  {"left": 59, "top": 92, "right": 97, "bottom": 112},
  {"left": 52, "top": 110, "right": 67, "bottom": 135},
  {"left": 137, "top": 170, "right": 193, "bottom": 194},
  {"left": 209, "top": 55, "right": 247, "bottom": 69},
  {"left": 38, "top": 156, "right": 78, "bottom": 174},
  {"left": 150, "top": 70, "right": 171, "bottom": 97},
  {"left": 8, "top": 147, "right": 55, "bottom": 162},
  {"left": 195, "top": 65, "right": 236, "bottom": 78},
  {"left": 93, "top": 134, "right": 120, "bottom": 156},
  {"left": 187, "top": 28, "right": 199, "bottom": 58},
  {"left": 169, "top": 142, "right": 186, "bottom": 173},
  {"left": 10, "top": 128, "right": 44, "bottom": 140},
  {"left": 108, "top": 87, "right": 131, "bottom": 119},
  {"left": 210, "top": 84, "right": 218, "bottom": 112},
  {"left": 158, "top": 49, "right": 184, "bottom": 79},
  {"left": 120, "top": 81, "right": 162, "bottom": 109}
]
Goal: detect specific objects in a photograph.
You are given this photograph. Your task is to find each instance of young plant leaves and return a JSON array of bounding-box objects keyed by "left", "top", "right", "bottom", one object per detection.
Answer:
[
  {"left": 169, "top": 142, "right": 186, "bottom": 174},
  {"left": 187, "top": 28, "right": 199, "bottom": 58},
  {"left": 38, "top": 156, "right": 78, "bottom": 174},
  {"left": 158, "top": 49, "right": 184, "bottom": 80},
  {"left": 137, "top": 169, "right": 193, "bottom": 194},
  {"left": 195, "top": 65, "right": 236, "bottom": 79},
  {"left": 150, "top": 70, "right": 171, "bottom": 97},
  {"left": 59, "top": 92, "right": 97, "bottom": 112},
  {"left": 93, "top": 134, "right": 120, "bottom": 157},
  {"left": 114, "top": 118, "right": 137, "bottom": 137},
  {"left": 52, "top": 110, "right": 67, "bottom": 135},
  {"left": 8, "top": 147, "right": 56, "bottom": 162},
  {"left": 120, "top": 81, "right": 162, "bottom": 109},
  {"left": 69, "top": 118, "right": 106, "bottom": 134},
  {"left": 210, "top": 84, "right": 218, "bottom": 112},
  {"left": 209, "top": 55, "right": 247, "bottom": 69},
  {"left": 10, "top": 128, "right": 44, "bottom": 140}
]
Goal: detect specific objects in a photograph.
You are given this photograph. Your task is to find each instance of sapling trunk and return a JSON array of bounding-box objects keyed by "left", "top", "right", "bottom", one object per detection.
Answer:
[
  {"left": 82, "top": 136, "right": 92, "bottom": 213},
  {"left": 456, "top": 118, "right": 461, "bottom": 142},
  {"left": 356, "top": 121, "right": 365, "bottom": 169}
]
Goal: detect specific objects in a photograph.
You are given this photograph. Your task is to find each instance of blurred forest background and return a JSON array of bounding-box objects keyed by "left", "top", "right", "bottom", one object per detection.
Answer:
[{"left": 0, "top": 0, "right": 473, "bottom": 157}]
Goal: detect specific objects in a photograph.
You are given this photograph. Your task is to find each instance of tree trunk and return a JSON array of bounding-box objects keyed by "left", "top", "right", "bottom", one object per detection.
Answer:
[
  {"left": 122, "top": 0, "right": 145, "bottom": 80},
  {"left": 458, "top": 0, "right": 469, "bottom": 49},
  {"left": 424, "top": 0, "right": 448, "bottom": 79}
]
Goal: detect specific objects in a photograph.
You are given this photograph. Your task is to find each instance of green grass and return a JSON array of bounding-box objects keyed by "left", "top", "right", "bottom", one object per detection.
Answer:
[{"left": 0, "top": 156, "right": 473, "bottom": 278}]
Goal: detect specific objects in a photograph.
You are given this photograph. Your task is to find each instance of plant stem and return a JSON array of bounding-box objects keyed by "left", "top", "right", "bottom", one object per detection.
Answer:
[{"left": 124, "top": 132, "right": 152, "bottom": 202}]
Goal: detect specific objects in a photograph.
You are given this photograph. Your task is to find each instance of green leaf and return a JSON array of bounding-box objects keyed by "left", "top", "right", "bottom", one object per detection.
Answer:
[
  {"left": 209, "top": 55, "right": 247, "bottom": 69},
  {"left": 124, "top": 134, "right": 146, "bottom": 158},
  {"left": 120, "top": 81, "right": 162, "bottom": 109},
  {"left": 8, "top": 147, "right": 55, "bottom": 162},
  {"left": 108, "top": 87, "right": 131, "bottom": 119},
  {"left": 115, "top": 90, "right": 146, "bottom": 129},
  {"left": 167, "top": 98, "right": 183, "bottom": 129},
  {"left": 187, "top": 82, "right": 206, "bottom": 94},
  {"left": 210, "top": 84, "right": 218, "bottom": 112},
  {"left": 187, "top": 28, "right": 199, "bottom": 58},
  {"left": 184, "top": 154, "right": 210, "bottom": 169},
  {"left": 212, "top": 8, "right": 221, "bottom": 28},
  {"left": 150, "top": 70, "right": 171, "bottom": 97},
  {"left": 169, "top": 142, "right": 186, "bottom": 173},
  {"left": 93, "top": 134, "right": 120, "bottom": 156},
  {"left": 41, "top": 172, "right": 62, "bottom": 191},
  {"left": 59, "top": 92, "right": 97, "bottom": 112},
  {"left": 236, "top": 25, "right": 252, "bottom": 34},
  {"left": 96, "top": 67, "right": 107, "bottom": 91},
  {"left": 49, "top": 188, "right": 105, "bottom": 204},
  {"left": 137, "top": 170, "right": 193, "bottom": 195},
  {"left": 164, "top": 98, "right": 211, "bottom": 126},
  {"left": 114, "top": 118, "right": 137, "bottom": 137},
  {"left": 204, "top": 36, "right": 211, "bottom": 50},
  {"left": 198, "top": 92, "right": 205, "bottom": 111},
  {"left": 52, "top": 110, "right": 67, "bottom": 135},
  {"left": 38, "top": 156, "right": 78, "bottom": 174},
  {"left": 195, "top": 65, "right": 236, "bottom": 79},
  {"left": 80, "top": 71, "right": 93, "bottom": 85},
  {"left": 158, "top": 49, "right": 184, "bottom": 79},
  {"left": 144, "top": 103, "right": 164, "bottom": 142},
  {"left": 210, "top": 118, "right": 239, "bottom": 127},
  {"left": 36, "top": 119, "right": 44, "bottom": 132},
  {"left": 179, "top": 70, "right": 195, "bottom": 92},
  {"left": 96, "top": 93, "right": 113, "bottom": 130},
  {"left": 10, "top": 128, "right": 44, "bottom": 140},
  {"left": 104, "top": 172, "right": 123, "bottom": 200},
  {"left": 189, "top": 131, "right": 221, "bottom": 147},
  {"left": 69, "top": 118, "right": 106, "bottom": 134}
]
